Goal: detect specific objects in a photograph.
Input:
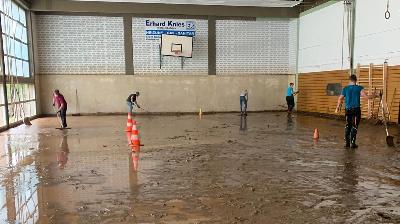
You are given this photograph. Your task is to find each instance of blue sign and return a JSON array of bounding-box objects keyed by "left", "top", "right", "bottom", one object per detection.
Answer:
[{"left": 145, "top": 19, "right": 197, "bottom": 40}]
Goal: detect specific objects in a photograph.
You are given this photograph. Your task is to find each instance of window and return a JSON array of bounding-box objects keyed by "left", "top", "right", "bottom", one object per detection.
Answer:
[
  {"left": 0, "top": 0, "right": 30, "bottom": 77},
  {"left": 326, "top": 83, "right": 342, "bottom": 96},
  {"left": 0, "top": 0, "right": 35, "bottom": 127}
]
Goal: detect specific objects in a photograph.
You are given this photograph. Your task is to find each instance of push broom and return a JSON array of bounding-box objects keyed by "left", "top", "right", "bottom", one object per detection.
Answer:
[
  {"left": 379, "top": 91, "right": 394, "bottom": 147},
  {"left": 72, "top": 89, "right": 81, "bottom": 116}
]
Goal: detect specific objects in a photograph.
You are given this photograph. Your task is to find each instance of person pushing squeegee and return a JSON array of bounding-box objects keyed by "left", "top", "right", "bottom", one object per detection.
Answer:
[
  {"left": 127, "top": 92, "right": 141, "bottom": 114},
  {"left": 378, "top": 90, "right": 395, "bottom": 147},
  {"left": 53, "top": 89, "right": 68, "bottom": 129},
  {"left": 126, "top": 92, "right": 150, "bottom": 113}
]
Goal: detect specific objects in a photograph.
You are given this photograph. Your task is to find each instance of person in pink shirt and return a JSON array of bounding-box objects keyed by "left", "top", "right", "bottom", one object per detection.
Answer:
[{"left": 53, "top": 89, "right": 68, "bottom": 128}]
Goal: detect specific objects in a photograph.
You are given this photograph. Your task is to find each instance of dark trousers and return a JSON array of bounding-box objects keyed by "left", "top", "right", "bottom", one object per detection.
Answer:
[
  {"left": 286, "top": 96, "right": 295, "bottom": 112},
  {"left": 345, "top": 107, "right": 361, "bottom": 144},
  {"left": 60, "top": 107, "right": 68, "bottom": 128},
  {"left": 240, "top": 96, "right": 247, "bottom": 114}
]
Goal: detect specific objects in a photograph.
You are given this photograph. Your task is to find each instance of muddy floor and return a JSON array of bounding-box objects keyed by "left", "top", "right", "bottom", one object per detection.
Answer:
[{"left": 0, "top": 113, "right": 400, "bottom": 224}]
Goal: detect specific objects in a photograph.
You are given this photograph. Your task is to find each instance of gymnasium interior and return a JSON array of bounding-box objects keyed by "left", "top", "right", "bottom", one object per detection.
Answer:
[{"left": 0, "top": 0, "right": 400, "bottom": 223}]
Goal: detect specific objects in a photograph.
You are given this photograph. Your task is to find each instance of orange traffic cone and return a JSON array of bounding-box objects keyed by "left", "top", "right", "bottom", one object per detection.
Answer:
[
  {"left": 313, "top": 128, "right": 319, "bottom": 139},
  {"left": 130, "top": 123, "right": 140, "bottom": 146},
  {"left": 125, "top": 113, "right": 133, "bottom": 132},
  {"left": 131, "top": 145, "right": 140, "bottom": 153}
]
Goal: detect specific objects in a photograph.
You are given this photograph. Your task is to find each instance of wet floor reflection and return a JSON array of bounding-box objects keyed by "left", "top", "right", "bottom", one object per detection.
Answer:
[
  {"left": 397, "top": 126, "right": 400, "bottom": 144},
  {"left": 57, "top": 133, "right": 69, "bottom": 169},
  {"left": 286, "top": 114, "right": 294, "bottom": 131},
  {"left": 130, "top": 145, "right": 140, "bottom": 172},
  {"left": 0, "top": 113, "right": 398, "bottom": 223},
  {"left": 340, "top": 150, "right": 359, "bottom": 210},
  {"left": 239, "top": 115, "right": 247, "bottom": 134},
  {"left": 0, "top": 133, "right": 40, "bottom": 224},
  {"left": 129, "top": 149, "right": 139, "bottom": 197}
]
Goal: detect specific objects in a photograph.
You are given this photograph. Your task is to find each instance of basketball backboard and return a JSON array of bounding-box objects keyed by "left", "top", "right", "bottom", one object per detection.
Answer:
[{"left": 161, "top": 34, "right": 193, "bottom": 58}]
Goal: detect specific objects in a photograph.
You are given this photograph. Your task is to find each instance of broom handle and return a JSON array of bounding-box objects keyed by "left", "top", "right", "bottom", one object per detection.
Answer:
[
  {"left": 53, "top": 106, "right": 63, "bottom": 127},
  {"left": 75, "top": 89, "right": 78, "bottom": 114},
  {"left": 380, "top": 97, "right": 390, "bottom": 136},
  {"left": 371, "top": 87, "right": 376, "bottom": 118},
  {"left": 388, "top": 88, "right": 396, "bottom": 121}
]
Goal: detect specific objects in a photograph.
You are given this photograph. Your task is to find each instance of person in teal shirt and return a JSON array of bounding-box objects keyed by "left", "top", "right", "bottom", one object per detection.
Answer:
[
  {"left": 335, "top": 75, "right": 376, "bottom": 148},
  {"left": 286, "top": 83, "right": 299, "bottom": 114},
  {"left": 240, "top": 90, "right": 248, "bottom": 116}
]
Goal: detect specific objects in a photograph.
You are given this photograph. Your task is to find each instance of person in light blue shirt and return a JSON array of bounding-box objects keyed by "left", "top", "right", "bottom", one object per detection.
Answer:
[
  {"left": 335, "top": 75, "right": 376, "bottom": 149},
  {"left": 286, "top": 83, "right": 299, "bottom": 114},
  {"left": 240, "top": 90, "right": 248, "bottom": 116}
]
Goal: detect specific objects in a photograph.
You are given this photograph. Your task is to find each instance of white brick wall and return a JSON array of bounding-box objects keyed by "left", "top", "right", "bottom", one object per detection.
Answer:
[
  {"left": 132, "top": 18, "right": 208, "bottom": 75},
  {"left": 216, "top": 19, "right": 291, "bottom": 75},
  {"left": 34, "top": 16, "right": 296, "bottom": 76},
  {"left": 35, "top": 15, "right": 125, "bottom": 74}
]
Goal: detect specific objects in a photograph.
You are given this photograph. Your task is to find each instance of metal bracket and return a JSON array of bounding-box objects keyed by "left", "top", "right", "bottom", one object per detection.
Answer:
[{"left": 159, "top": 44, "right": 185, "bottom": 70}]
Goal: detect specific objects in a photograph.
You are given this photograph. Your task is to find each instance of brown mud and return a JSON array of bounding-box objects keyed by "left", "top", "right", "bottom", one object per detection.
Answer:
[{"left": 0, "top": 113, "right": 400, "bottom": 224}]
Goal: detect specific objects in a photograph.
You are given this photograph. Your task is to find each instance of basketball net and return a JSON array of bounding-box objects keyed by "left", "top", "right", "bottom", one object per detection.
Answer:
[{"left": 172, "top": 50, "right": 182, "bottom": 56}]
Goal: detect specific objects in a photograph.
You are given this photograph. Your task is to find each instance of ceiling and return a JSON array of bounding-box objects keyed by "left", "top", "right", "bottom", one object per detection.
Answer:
[
  {"left": 299, "top": 0, "right": 330, "bottom": 11},
  {"left": 74, "top": 0, "right": 305, "bottom": 8}
]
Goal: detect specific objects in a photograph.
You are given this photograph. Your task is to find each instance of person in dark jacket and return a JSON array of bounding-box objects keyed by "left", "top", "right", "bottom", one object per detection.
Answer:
[{"left": 127, "top": 92, "right": 141, "bottom": 114}]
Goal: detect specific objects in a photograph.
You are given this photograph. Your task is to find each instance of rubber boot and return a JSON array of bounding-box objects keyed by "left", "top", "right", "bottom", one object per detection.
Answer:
[
  {"left": 344, "top": 125, "right": 351, "bottom": 148},
  {"left": 350, "top": 127, "right": 358, "bottom": 149}
]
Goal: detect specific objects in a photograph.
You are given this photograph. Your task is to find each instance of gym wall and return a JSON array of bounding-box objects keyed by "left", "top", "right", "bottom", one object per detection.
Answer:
[
  {"left": 33, "top": 13, "right": 297, "bottom": 114},
  {"left": 297, "top": 1, "right": 349, "bottom": 115},
  {"left": 297, "top": 66, "right": 400, "bottom": 123},
  {"left": 297, "top": 0, "right": 400, "bottom": 123},
  {"left": 216, "top": 19, "right": 296, "bottom": 75},
  {"left": 297, "top": 70, "right": 348, "bottom": 115},
  {"left": 354, "top": 0, "right": 400, "bottom": 66},
  {"left": 132, "top": 18, "right": 209, "bottom": 75},
  {"left": 386, "top": 66, "right": 400, "bottom": 123},
  {"left": 288, "top": 18, "right": 298, "bottom": 75},
  {"left": 35, "top": 15, "right": 125, "bottom": 75},
  {"left": 298, "top": 1, "right": 350, "bottom": 74}
]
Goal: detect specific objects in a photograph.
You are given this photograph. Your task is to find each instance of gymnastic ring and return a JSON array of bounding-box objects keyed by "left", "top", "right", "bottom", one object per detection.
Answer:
[{"left": 385, "top": 11, "right": 390, "bottom": 19}]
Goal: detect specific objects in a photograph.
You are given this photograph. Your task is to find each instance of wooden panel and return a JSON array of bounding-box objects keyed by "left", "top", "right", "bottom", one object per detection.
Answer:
[
  {"left": 298, "top": 70, "right": 349, "bottom": 115},
  {"left": 387, "top": 65, "right": 400, "bottom": 123},
  {"left": 357, "top": 64, "right": 384, "bottom": 119},
  {"left": 298, "top": 65, "right": 400, "bottom": 124}
]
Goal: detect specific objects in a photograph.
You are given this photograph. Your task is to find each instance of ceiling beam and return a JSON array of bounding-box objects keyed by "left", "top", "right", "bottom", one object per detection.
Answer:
[{"left": 31, "top": 0, "right": 299, "bottom": 18}]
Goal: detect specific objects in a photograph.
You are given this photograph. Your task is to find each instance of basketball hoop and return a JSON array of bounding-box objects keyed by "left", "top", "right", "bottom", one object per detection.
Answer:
[
  {"left": 172, "top": 50, "right": 182, "bottom": 55},
  {"left": 159, "top": 34, "right": 193, "bottom": 69}
]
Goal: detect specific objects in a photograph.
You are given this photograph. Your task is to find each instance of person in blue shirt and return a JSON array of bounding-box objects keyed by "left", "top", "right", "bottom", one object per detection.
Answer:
[
  {"left": 335, "top": 74, "right": 376, "bottom": 148},
  {"left": 286, "top": 83, "right": 299, "bottom": 114},
  {"left": 240, "top": 90, "right": 248, "bottom": 116}
]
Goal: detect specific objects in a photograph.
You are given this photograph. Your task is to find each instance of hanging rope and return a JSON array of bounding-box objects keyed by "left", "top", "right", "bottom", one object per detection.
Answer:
[
  {"left": 342, "top": 0, "right": 353, "bottom": 75},
  {"left": 385, "top": 0, "right": 391, "bottom": 19},
  {"left": 341, "top": 2, "right": 346, "bottom": 69},
  {"left": 346, "top": 1, "right": 353, "bottom": 64}
]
